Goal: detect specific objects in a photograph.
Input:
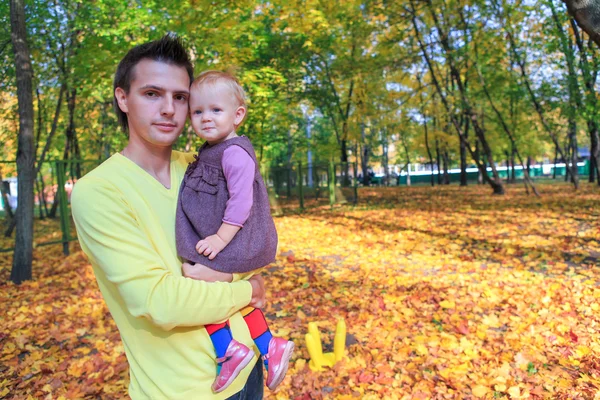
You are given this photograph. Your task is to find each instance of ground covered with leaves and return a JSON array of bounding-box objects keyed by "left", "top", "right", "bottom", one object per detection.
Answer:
[{"left": 1, "top": 182, "right": 600, "bottom": 399}]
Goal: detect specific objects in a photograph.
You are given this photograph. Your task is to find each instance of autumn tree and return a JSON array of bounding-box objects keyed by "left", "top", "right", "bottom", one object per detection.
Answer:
[{"left": 10, "top": 0, "right": 35, "bottom": 283}]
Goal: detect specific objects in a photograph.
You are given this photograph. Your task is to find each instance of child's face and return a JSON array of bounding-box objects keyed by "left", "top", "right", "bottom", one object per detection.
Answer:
[{"left": 189, "top": 81, "right": 246, "bottom": 145}]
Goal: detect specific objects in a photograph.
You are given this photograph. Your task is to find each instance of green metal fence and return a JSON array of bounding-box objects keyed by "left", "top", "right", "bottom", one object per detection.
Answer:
[
  {"left": 397, "top": 160, "right": 591, "bottom": 185},
  {"left": 264, "top": 161, "right": 359, "bottom": 210},
  {"left": 0, "top": 159, "right": 102, "bottom": 254}
]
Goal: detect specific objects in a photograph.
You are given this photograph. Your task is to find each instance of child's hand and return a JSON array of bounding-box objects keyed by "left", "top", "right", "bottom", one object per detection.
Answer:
[{"left": 196, "top": 234, "right": 227, "bottom": 260}]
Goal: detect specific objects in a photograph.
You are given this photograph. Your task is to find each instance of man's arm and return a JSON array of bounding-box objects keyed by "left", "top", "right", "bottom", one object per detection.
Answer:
[
  {"left": 72, "top": 177, "right": 255, "bottom": 331},
  {"left": 182, "top": 263, "right": 266, "bottom": 308}
]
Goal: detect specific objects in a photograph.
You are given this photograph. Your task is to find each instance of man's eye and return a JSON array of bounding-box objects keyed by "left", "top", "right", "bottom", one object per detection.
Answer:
[
  {"left": 146, "top": 92, "right": 157, "bottom": 97},
  {"left": 176, "top": 95, "right": 187, "bottom": 101}
]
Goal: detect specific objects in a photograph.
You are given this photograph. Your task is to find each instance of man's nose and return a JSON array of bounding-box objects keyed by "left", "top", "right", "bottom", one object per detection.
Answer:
[{"left": 161, "top": 97, "right": 175, "bottom": 116}]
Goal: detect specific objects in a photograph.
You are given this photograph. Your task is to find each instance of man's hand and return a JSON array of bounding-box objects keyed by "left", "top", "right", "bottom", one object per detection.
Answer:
[
  {"left": 249, "top": 275, "right": 266, "bottom": 308},
  {"left": 196, "top": 234, "right": 227, "bottom": 260},
  {"left": 183, "top": 264, "right": 265, "bottom": 308},
  {"left": 182, "top": 262, "right": 233, "bottom": 282}
]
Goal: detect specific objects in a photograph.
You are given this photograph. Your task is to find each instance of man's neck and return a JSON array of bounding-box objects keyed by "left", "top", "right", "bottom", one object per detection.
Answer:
[{"left": 122, "top": 137, "right": 173, "bottom": 188}]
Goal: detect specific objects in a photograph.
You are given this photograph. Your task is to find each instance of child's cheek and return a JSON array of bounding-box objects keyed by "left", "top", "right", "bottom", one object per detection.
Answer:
[{"left": 191, "top": 117, "right": 201, "bottom": 133}]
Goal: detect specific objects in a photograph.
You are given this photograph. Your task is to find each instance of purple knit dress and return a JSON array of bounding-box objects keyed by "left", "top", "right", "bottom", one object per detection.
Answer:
[{"left": 175, "top": 136, "right": 278, "bottom": 273}]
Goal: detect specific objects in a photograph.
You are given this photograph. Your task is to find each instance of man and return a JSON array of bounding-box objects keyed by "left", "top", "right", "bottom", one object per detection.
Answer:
[{"left": 72, "top": 35, "right": 267, "bottom": 399}]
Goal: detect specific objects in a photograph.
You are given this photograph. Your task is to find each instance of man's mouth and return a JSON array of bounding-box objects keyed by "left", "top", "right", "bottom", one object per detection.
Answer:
[{"left": 154, "top": 122, "right": 177, "bottom": 132}]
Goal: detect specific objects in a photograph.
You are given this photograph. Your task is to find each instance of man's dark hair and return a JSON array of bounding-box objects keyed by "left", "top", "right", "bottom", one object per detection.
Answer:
[{"left": 113, "top": 34, "right": 194, "bottom": 132}]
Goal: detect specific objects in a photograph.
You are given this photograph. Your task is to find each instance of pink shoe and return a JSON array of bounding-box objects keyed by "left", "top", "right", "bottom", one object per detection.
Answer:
[
  {"left": 264, "top": 337, "right": 295, "bottom": 390},
  {"left": 212, "top": 339, "right": 254, "bottom": 393}
]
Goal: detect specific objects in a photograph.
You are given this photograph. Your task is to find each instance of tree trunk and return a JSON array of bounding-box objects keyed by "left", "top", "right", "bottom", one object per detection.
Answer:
[
  {"left": 471, "top": 114, "right": 504, "bottom": 193},
  {"left": 36, "top": 84, "right": 65, "bottom": 175},
  {"left": 48, "top": 164, "right": 59, "bottom": 218},
  {"left": 564, "top": 134, "right": 572, "bottom": 182},
  {"left": 568, "top": 119, "right": 579, "bottom": 184},
  {"left": 340, "top": 138, "right": 350, "bottom": 186},
  {"left": 505, "top": 150, "right": 511, "bottom": 183},
  {"left": 10, "top": 0, "right": 35, "bottom": 284},
  {"left": 435, "top": 137, "right": 442, "bottom": 185},
  {"left": 475, "top": 141, "right": 483, "bottom": 184},
  {"left": 400, "top": 132, "right": 412, "bottom": 187},
  {"left": 553, "top": 146, "right": 558, "bottom": 179},
  {"left": 588, "top": 120, "right": 599, "bottom": 183},
  {"left": 381, "top": 131, "right": 390, "bottom": 186},
  {"left": 416, "top": 71, "right": 436, "bottom": 187},
  {"left": 313, "top": 157, "right": 321, "bottom": 199},
  {"left": 422, "top": 107, "right": 435, "bottom": 187},
  {"left": 460, "top": 118, "right": 469, "bottom": 186},
  {"left": 286, "top": 129, "right": 292, "bottom": 197},
  {"left": 35, "top": 177, "right": 44, "bottom": 219},
  {"left": 511, "top": 146, "right": 516, "bottom": 182},
  {"left": 62, "top": 88, "right": 74, "bottom": 173},
  {"left": 360, "top": 124, "right": 370, "bottom": 186},
  {"left": 564, "top": 0, "right": 600, "bottom": 48},
  {"left": 38, "top": 171, "right": 49, "bottom": 217},
  {"left": 5, "top": 218, "right": 17, "bottom": 238},
  {"left": 442, "top": 150, "right": 450, "bottom": 184},
  {"left": 73, "top": 133, "right": 82, "bottom": 178},
  {"left": 99, "top": 102, "right": 112, "bottom": 159},
  {"left": 35, "top": 88, "right": 43, "bottom": 156},
  {"left": 65, "top": 88, "right": 82, "bottom": 179}
]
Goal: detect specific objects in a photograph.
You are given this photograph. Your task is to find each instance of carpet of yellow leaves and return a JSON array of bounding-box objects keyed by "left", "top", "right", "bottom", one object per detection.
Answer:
[{"left": 1, "top": 182, "right": 599, "bottom": 399}]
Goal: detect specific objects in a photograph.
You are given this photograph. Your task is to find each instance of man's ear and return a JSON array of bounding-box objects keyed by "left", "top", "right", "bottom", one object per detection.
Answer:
[
  {"left": 234, "top": 106, "right": 247, "bottom": 126},
  {"left": 115, "top": 87, "right": 129, "bottom": 113}
]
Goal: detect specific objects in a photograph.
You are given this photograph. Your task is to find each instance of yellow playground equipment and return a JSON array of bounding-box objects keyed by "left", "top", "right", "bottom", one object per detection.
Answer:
[{"left": 305, "top": 319, "right": 347, "bottom": 371}]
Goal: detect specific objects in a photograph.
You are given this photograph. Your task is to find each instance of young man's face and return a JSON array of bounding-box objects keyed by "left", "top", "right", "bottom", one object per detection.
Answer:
[
  {"left": 115, "top": 59, "right": 190, "bottom": 148},
  {"left": 189, "top": 82, "right": 246, "bottom": 145}
]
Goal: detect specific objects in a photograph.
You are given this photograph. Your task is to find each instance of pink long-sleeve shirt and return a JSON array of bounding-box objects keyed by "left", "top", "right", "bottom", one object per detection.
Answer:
[{"left": 221, "top": 146, "right": 256, "bottom": 228}]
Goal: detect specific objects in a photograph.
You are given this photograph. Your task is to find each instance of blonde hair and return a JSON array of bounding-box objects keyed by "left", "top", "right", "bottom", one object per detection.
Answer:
[{"left": 191, "top": 70, "right": 247, "bottom": 108}]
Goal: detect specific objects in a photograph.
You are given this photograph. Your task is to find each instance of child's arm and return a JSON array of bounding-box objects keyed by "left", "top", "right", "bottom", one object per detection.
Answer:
[
  {"left": 196, "top": 145, "right": 255, "bottom": 260},
  {"left": 195, "top": 223, "right": 240, "bottom": 260}
]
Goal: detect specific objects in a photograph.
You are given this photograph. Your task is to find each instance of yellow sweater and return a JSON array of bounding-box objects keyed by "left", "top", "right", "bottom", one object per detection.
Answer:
[{"left": 71, "top": 151, "right": 258, "bottom": 399}]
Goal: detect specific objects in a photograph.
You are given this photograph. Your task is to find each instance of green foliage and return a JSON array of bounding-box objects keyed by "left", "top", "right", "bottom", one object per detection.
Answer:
[{"left": 1, "top": 0, "right": 597, "bottom": 177}]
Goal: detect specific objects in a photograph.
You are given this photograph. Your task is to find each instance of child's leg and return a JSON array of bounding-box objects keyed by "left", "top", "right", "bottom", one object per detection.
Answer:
[
  {"left": 240, "top": 306, "right": 294, "bottom": 390},
  {"left": 205, "top": 321, "right": 234, "bottom": 374},
  {"left": 206, "top": 320, "right": 254, "bottom": 393},
  {"left": 240, "top": 306, "right": 273, "bottom": 366}
]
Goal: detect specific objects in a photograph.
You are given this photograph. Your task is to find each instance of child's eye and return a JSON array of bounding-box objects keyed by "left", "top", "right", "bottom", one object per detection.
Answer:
[
  {"left": 213, "top": 108, "right": 221, "bottom": 112},
  {"left": 194, "top": 110, "right": 202, "bottom": 115}
]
